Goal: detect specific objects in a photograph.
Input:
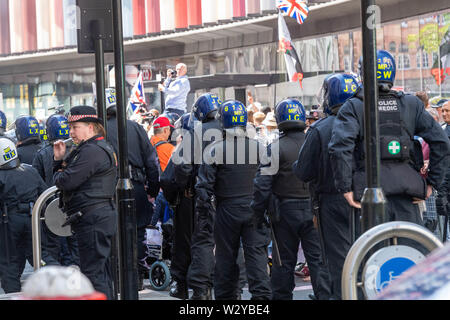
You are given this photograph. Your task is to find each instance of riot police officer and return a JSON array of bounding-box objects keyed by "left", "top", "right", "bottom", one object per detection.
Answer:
[
  {"left": 160, "top": 112, "right": 195, "bottom": 299},
  {"left": 32, "top": 114, "right": 79, "bottom": 267},
  {"left": 328, "top": 50, "right": 450, "bottom": 230},
  {"left": 14, "top": 115, "right": 42, "bottom": 165},
  {"left": 0, "top": 137, "right": 48, "bottom": 293},
  {"left": 196, "top": 100, "right": 271, "bottom": 300},
  {"left": 294, "top": 74, "right": 359, "bottom": 299},
  {"left": 53, "top": 106, "right": 118, "bottom": 300},
  {"left": 105, "top": 88, "right": 160, "bottom": 289},
  {"left": 163, "top": 93, "right": 222, "bottom": 299},
  {"left": 251, "top": 99, "right": 330, "bottom": 300}
]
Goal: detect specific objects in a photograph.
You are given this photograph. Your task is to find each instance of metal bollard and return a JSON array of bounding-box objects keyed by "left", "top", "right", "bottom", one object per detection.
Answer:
[
  {"left": 341, "top": 221, "right": 443, "bottom": 300},
  {"left": 31, "top": 186, "right": 59, "bottom": 271}
]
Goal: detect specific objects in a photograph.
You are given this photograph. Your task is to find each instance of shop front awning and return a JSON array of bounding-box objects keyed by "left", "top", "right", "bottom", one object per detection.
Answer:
[{"left": 0, "top": 0, "right": 448, "bottom": 78}]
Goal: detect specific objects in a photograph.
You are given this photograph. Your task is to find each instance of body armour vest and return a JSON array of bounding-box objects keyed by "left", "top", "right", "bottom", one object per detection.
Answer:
[
  {"left": 272, "top": 130, "right": 309, "bottom": 198},
  {"left": 352, "top": 89, "right": 426, "bottom": 200},
  {"left": 213, "top": 135, "right": 261, "bottom": 200},
  {"left": 62, "top": 138, "right": 117, "bottom": 214}
]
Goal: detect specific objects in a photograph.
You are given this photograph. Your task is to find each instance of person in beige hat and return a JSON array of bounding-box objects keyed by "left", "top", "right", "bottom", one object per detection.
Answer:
[{"left": 261, "top": 112, "right": 279, "bottom": 145}]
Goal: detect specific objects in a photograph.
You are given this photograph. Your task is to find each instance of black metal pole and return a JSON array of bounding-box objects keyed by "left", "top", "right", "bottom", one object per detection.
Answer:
[
  {"left": 94, "top": 32, "right": 107, "bottom": 129},
  {"left": 360, "top": 0, "right": 386, "bottom": 232},
  {"left": 111, "top": 0, "right": 138, "bottom": 300}
]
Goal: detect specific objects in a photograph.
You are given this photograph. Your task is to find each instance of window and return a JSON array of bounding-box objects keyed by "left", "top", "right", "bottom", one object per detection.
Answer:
[
  {"left": 416, "top": 51, "right": 429, "bottom": 69},
  {"left": 389, "top": 41, "right": 397, "bottom": 53},
  {"left": 398, "top": 54, "right": 411, "bottom": 70}
]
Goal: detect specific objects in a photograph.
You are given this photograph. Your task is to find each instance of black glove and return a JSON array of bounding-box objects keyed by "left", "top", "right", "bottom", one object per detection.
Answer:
[{"left": 436, "top": 197, "right": 448, "bottom": 217}]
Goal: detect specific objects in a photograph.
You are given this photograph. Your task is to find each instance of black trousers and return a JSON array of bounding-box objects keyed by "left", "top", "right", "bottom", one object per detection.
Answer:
[
  {"left": 170, "top": 194, "right": 194, "bottom": 284},
  {"left": 214, "top": 198, "right": 271, "bottom": 300},
  {"left": 271, "top": 198, "right": 331, "bottom": 300},
  {"left": 72, "top": 203, "right": 117, "bottom": 300},
  {"left": 187, "top": 201, "right": 215, "bottom": 292},
  {"left": 132, "top": 181, "right": 154, "bottom": 277},
  {"left": 319, "top": 193, "right": 352, "bottom": 300},
  {"left": 0, "top": 212, "right": 33, "bottom": 293}
]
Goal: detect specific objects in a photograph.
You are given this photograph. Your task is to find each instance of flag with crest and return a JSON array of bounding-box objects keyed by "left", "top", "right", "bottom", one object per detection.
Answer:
[{"left": 278, "top": 11, "right": 304, "bottom": 88}]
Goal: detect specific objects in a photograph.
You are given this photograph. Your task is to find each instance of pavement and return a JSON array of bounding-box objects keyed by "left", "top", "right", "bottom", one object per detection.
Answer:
[{"left": 0, "top": 261, "right": 314, "bottom": 300}]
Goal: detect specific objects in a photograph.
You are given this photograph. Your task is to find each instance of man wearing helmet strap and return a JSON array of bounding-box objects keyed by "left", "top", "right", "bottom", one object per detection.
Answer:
[
  {"left": 14, "top": 115, "right": 43, "bottom": 165},
  {"left": 252, "top": 98, "right": 331, "bottom": 300},
  {"left": 329, "top": 51, "right": 450, "bottom": 239},
  {"left": 196, "top": 100, "right": 271, "bottom": 300},
  {"left": 294, "top": 74, "right": 359, "bottom": 300},
  {"left": 32, "top": 114, "right": 79, "bottom": 268},
  {"left": 0, "top": 137, "right": 48, "bottom": 293}
]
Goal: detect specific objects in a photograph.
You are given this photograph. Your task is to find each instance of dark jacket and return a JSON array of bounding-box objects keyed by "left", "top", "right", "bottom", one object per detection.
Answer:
[
  {"left": 106, "top": 116, "right": 160, "bottom": 197},
  {"left": 17, "top": 137, "right": 42, "bottom": 165},
  {"left": 328, "top": 87, "right": 450, "bottom": 199},
  {"left": 53, "top": 136, "right": 117, "bottom": 214},
  {"left": 0, "top": 163, "right": 47, "bottom": 214},
  {"left": 32, "top": 143, "right": 55, "bottom": 187},
  {"left": 252, "top": 122, "right": 308, "bottom": 215}
]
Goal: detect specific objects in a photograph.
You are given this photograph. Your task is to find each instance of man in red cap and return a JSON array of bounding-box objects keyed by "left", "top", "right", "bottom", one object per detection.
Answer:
[{"left": 150, "top": 116, "right": 175, "bottom": 172}]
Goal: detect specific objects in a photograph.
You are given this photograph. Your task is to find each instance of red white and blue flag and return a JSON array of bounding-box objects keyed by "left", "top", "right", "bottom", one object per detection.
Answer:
[
  {"left": 276, "top": 0, "right": 309, "bottom": 25},
  {"left": 278, "top": 12, "right": 304, "bottom": 88},
  {"left": 128, "top": 71, "right": 146, "bottom": 115}
]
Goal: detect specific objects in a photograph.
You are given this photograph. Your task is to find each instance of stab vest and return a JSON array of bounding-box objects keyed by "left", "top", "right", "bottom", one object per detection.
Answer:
[
  {"left": 352, "top": 89, "right": 427, "bottom": 200},
  {"left": 272, "top": 130, "right": 309, "bottom": 199},
  {"left": 214, "top": 136, "right": 260, "bottom": 200},
  {"left": 62, "top": 138, "right": 117, "bottom": 214}
]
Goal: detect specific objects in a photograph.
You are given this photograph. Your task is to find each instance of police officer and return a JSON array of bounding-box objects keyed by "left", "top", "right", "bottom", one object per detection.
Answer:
[
  {"left": 196, "top": 100, "right": 271, "bottom": 300},
  {"left": 105, "top": 88, "right": 160, "bottom": 289},
  {"left": 294, "top": 74, "right": 359, "bottom": 300},
  {"left": 252, "top": 99, "right": 330, "bottom": 300},
  {"left": 32, "top": 114, "right": 79, "bottom": 267},
  {"left": 14, "top": 115, "right": 42, "bottom": 165},
  {"left": 163, "top": 93, "right": 222, "bottom": 299},
  {"left": 53, "top": 106, "right": 118, "bottom": 300},
  {"left": 0, "top": 137, "right": 48, "bottom": 293},
  {"left": 160, "top": 112, "right": 195, "bottom": 299},
  {"left": 328, "top": 50, "right": 450, "bottom": 231}
]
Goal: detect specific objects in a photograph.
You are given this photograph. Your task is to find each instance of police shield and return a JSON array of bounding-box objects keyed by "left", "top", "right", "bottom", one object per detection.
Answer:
[{"left": 44, "top": 198, "right": 72, "bottom": 237}]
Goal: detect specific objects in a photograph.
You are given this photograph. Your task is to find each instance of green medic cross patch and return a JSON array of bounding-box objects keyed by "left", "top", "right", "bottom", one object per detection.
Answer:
[{"left": 388, "top": 140, "right": 401, "bottom": 155}]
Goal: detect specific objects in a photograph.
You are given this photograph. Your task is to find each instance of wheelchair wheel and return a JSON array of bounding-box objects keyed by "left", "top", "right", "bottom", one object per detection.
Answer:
[{"left": 149, "top": 260, "right": 171, "bottom": 291}]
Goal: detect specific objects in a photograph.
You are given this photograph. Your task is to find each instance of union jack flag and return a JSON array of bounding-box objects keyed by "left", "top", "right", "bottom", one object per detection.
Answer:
[
  {"left": 128, "top": 71, "right": 146, "bottom": 116},
  {"left": 276, "top": 0, "right": 309, "bottom": 24}
]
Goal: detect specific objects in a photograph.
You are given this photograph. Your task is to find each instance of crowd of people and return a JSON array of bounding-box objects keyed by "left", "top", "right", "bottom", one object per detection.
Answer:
[{"left": 0, "top": 50, "right": 449, "bottom": 301}]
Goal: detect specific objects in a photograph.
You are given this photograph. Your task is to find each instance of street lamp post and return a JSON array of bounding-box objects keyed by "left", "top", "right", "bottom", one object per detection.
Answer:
[
  {"left": 111, "top": 0, "right": 139, "bottom": 300},
  {"left": 360, "top": 0, "right": 386, "bottom": 233}
]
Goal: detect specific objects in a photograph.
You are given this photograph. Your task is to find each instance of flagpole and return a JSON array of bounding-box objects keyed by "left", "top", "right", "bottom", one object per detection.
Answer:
[{"left": 274, "top": 9, "right": 280, "bottom": 110}]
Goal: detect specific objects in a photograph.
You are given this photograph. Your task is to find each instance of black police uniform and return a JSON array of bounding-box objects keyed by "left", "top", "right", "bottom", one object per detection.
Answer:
[
  {"left": 54, "top": 135, "right": 118, "bottom": 300},
  {"left": 436, "top": 124, "right": 450, "bottom": 231},
  {"left": 196, "top": 129, "right": 271, "bottom": 300},
  {"left": 32, "top": 143, "right": 80, "bottom": 267},
  {"left": 329, "top": 87, "right": 450, "bottom": 226},
  {"left": 252, "top": 122, "right": 330, "bottom": 300},
  {"left": 294, "top": 115, "right": 352, "bottom": 300},
  {"left": 17, "top": 137, "right": 42, "bottom": 165},
  {"left": 0, "top": 163, "right": 47, "bottom": 293},
  {"left": 106, "top": 115, "right": 160, "bottom": 281},
  {"left": 161, "top": 116, "right": 223, "bottom": 299}
]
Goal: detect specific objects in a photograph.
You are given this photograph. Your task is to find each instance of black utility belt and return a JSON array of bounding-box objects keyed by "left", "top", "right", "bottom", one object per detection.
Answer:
[{"left": 70, "top": 200, "right": 114, "bottom": 216}]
